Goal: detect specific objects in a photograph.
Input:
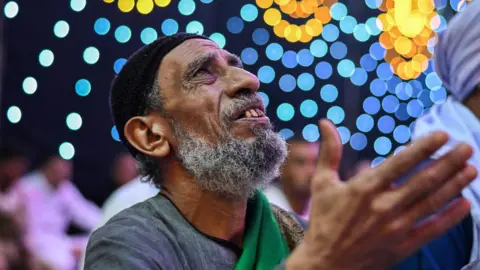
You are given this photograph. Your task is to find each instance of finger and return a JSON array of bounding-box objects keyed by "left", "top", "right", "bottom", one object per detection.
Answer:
[
  {"left": 365, "top": 131, "right": 450, "bottom": 188},
  {"left": 385, "top": 143, "right": 473, "bottom": 208},
  {"left": 317, "top": 119, "right": 342, "bottom": 171},
  {"left": 400, "top": 164, "right": 476, "bottom": 225},
  {"left": 393, "top": 198, "right": 470, "bottom": 259}
]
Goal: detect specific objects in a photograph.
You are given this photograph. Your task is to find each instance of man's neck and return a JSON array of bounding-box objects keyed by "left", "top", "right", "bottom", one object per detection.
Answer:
[
  {"left": 465, "top": 91, "right": 480, "bottom": 120},
  {"left": 161, "top": 162, "right": 248, "bottom": 247},
  {"left": 281, "top": 183, "right": 310, "bottom": 217}
]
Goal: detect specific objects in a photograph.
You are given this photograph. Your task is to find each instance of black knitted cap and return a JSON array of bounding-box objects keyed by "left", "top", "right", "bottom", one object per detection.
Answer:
[{"left": 110, "top": 33, "right": 209, "bottom": 157}]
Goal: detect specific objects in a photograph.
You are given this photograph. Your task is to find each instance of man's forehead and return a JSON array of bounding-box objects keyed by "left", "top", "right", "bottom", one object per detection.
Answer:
[{"left": 164, "top": 38, "right": 226, "bottom": 65}]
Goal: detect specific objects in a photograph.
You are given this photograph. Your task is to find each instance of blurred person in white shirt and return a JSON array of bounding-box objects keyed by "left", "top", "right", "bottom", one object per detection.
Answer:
[
  {"left": 263, "top": 136, "right": 318, "bottom": 219},
  {"left": 19, "top": 153, "right": 100, "bottom": 270}
]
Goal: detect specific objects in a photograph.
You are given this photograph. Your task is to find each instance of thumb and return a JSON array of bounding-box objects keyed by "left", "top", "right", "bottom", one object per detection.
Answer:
[{"left": 317, "top": 119, "right": 343, "bottom": 172}]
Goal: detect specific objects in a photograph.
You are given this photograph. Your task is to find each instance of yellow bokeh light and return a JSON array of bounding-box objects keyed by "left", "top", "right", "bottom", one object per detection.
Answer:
[
  {"left": 256, "top": 0, "right": 274, "bottom": 9},
  {"left": 154, "top": 0, "right": 171, "bottom": 7},
  {"left": 137, "top": 0, "right": 154, "bottom": 14},
  {"left": 397, "top": 62, "right": 408, "bottom": 80},
  {"left": 412, "top": 54, "right": 429, "bottom": 72},
  {"left": 295, "top": 2, "right": 308, "bottom": 18},
  {"left": 300, "top": 1, "right": 316, "bottom": 14},
  {"left": 118, "top": 0, "right": 135, "bottom": 12},
  {"left": 395, "top": 36, "right": 413, "bottom": 55},
  {"left": 380, "top": 32, "right": 394, "bottom": 49},
  {"left": 305, "top": 18, "right": 323, "bottom": 36},
  {"left": 280, "top": 0, "right": 297, "bottom": 14},
  {"left": 104, "top": 0, "right": 115, "bottom": 3},
  {"left": 314, "top": 6, "right": 331, "bottom": 24},
  {"left": 300, "top": 25, "right": 314, "bottom": 43},
  {"left": 284, "top": 24, "right": 302, "bottom": 42},
  {"left": 418, "top": 0, "right": 434, "bottom": 14},
  {"left": 274, "top": 20, "right": 290, "bottom": 37},
  {"left": 274, "top": 0, "right": 290, "bottom": 5},
  {"left": 264, "top": 8, "right": 282, "bottom": 26},
  {"left": 404, "top": 62, "right": 415, "bottom": 79}
]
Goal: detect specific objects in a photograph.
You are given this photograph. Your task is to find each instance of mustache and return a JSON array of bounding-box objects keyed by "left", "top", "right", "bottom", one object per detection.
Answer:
[{"left": 221, "top": 94, "right": 264, "bottom": 123}]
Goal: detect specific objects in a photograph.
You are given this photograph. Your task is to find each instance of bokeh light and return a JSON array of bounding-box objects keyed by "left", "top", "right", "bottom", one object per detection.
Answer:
[
  {"left": 241, "top": 4, "right": 258, "bottom": 22},
  {"left": 315, "top": 61, "right": 333, "bottom": 79},
  {"left": 364, "top": 96, "right": 381, "bottom": 115},
  {"left": 297, "top": 73, "right": 315, "bottom": 91},
  {"left": 303, "top": 124, "right": 320, "bottom": 142},
  {"left": 297, "top": 49, "right": 314, "bottom": 67},
  {"left": 277, "top": 103, "right": 295, "bottom": 121},
  {"left": 337, "top": 59, "right": 355, "bottom": 78},
  {"left": 258, "top": 66, "right": 275, "bottom": 84},
  {"left": 54, "top": 21, "right": 70, "bottom": 38},
  {"left": 71, "top": 0, "right": 86, "bottom": 12},
  {"left": 59, "top": 142, "right": 75, "bottom": 160},
  {"left": 282, "top": 51, "right": 298, "bottom": 68},
  {"left": 337, "top": 126, "right": 351, "bottom": 144},
  {"left": 4, "top": 1, "right": 19, "bottom": 18},
  {"left": 280, "top": 128, "right": 294, "bottom": 141},
  {"left": 162, "top": 19, "right": 179, "bottom": 36},
  {"left": 39, "top": 49, "right": 54, "bottom": 67},
  {"left": 241, "top": 48, "right": 259, "bottom": 65},
  {"left": 253, "top": 28, "right": 270, "bottom": 45},
  {"left": 114, "top": 58, "right": 127, "bottom": 74},
  {"left": 350, "top": 132, "right": 368, "bottom": 150},
  {"left": 186, "top": 20, "right": 204, "bottom": 34},
  {"left": 111, "top": 126, "right": 121, "bottom": 142},
  {"left": 210, "top": 32, "right": 226, "bottom": 48},
  {"left": 23, "top": 77, "right": 37, "bottom": 95},
  {"left": 310, "top": 39, "right": 328, "bottom": 58},
  {"left": 227, "top": 17, "right": 244, "bottom": 34},
  {"left": 266, "top": 43, "right": 284, "bottom": 61},
  {"left": 259, "top": 92, "right": 270, "bottom": 107},
  {"left": 83, "top": 47, "right": 100, "bottom": 64},
  {"left": 378, "top": 115, "right": 395, "bottom": 134},
  {"left": 75, "top": 79, "right": 91, "bottom": 96},
  {"left": 320, "top": 84, "right": 338, "bottom": 103},
  {"left": 140, "top": 27, "right": 158, "bottom": 45},
  {"left": 6, "top": 106, "right": 21, "bottom": 124},
  {"left": 330, "top": 41, "right": 348, "bottom": 60},
  {"left": 94, "top": 18, "right": 110, "bottom": 35},
  {"left": 178, "top": 0, "right": 196, "bottom": 16},
  {"left": 300, "top": 100, "right": 318, "bottom": 118},
  {"left": 357, "top": 114, "right": 374, "bottom": 132},
  {"left": 327, "top": 106, "right": 345, "bottom": 124},
  {"left": 115, "top": 25, "right": 132, "bottom": 43},
  {"left": 66, "top": 113, "right": 83, "bottom": 131},
  {"left": 279, "top": 74, "right": 296, "bottom": 92}
]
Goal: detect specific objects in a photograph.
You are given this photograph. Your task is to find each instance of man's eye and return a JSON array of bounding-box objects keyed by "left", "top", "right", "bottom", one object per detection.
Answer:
[{"left": 195, "top": 67, "right": 211, "bottom": 76}]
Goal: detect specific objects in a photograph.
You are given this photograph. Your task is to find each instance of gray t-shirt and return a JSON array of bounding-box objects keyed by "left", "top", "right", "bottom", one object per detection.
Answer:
[{"left": 85, "top": 194, "right": 259, "bottom": 269}]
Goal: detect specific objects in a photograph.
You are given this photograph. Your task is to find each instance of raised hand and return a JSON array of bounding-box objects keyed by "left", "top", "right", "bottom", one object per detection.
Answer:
[{"left": 287, "top": 119, "right": 476, "bottom": 270}]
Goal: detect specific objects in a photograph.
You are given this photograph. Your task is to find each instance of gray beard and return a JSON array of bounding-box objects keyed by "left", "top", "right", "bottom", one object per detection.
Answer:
[{"left": 172, "top": 122, "right": 287, "bottom": 199}]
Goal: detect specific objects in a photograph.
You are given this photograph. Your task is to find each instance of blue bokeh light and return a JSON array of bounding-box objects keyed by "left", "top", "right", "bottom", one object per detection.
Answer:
[
  {"left": 315, "top": 61, "right": 333, "bottom": 80},
  {"left": 186, "top": 20, "right": 204, "bottom": 34},
  {"left": 259, "top": 92, "right": 269, "bottom": 107},
  {"left": 39, "top": 49, "right": 54, "bottom": 67},
  {"left": 372, "top": 157, "right": 386, "bottom": 167},
  {"left": 94, "top": 18, "right": 110, "bottom": 35},
  {"left": 395, "top": 82, "right": 413, "bottom": 100},
  {"left": 330, "top": 3, "right": 348, "bottom": 20},
  {"left": 297, "top": 49, "right": 314, "bottom": 67},
  {"left": 374, "top": 137, "right": 392, "bottom": 155},
  {"left": 365, "top": 0, "right": 382, "bottom": 9},
  {"left": 115, "top": 25, "right": 131, "bottom": 43},
  {"left": 330, "top": 41, "right": 348, "bottom": 60},
  {"left": 363, "top": 96, "right": 381, "bottom": 115},
  {"left": 370, "top": 79, "right": 387, "bottom": 96},
  {"left": 111, "top": 126, "right": 121, "bottom": 142},
  {"left": 300, "top": 100, "right": 318, "bottom": 118},
  {"left": 382, "top": 95, "right": 400, "bottom": 113},
  {"left": 162, "top": 19, "right": 179, "bottom": 36},
  {"left": 252, "top": 28, "right": 269, "bottom": 45},
  {"left": 277, "top": 103, "right": 295, "bottom": 121},
  {"left": 297, "top": 73, "right": 315, "bottom": 91},
  {"left": 425, "top": 72, "right": 443, "bottom": 90},
  {"left": 322, "top": 24, "right": 340, "bottom": 42},
  {"left": 240, "top": 47, "right": 258, "bottom": 65},
  {"left": 350, "top": 133, "right": 368, "bottom": 150},
  {"left": 366, "top": 17, "right": 382, "bottom": 35},
  {"left": 240, "top": 4, "right": 258, "bottom": 22},
  {"left": 210, "top": 32, "right": 226, "bottom": 48},
  {"left": 351, "top": 68, "right": 368, "bottom": 86},
  {"left": 378, "top": 115, "right": 395, "bottom": 133},
  {"left": 310, "top": 39, "right": 328, "bottom": 57},
  {"left": 4, "top": 1, "right": 19, "bottom": 19},
  {"left": 70, "top": 0, "right": 86, "bottom": 12},
  {"left": 337, "top": 59, "right": 355, "bottom": 78},
  {"left": 280, "top": 128, "right": 294, "bottom": 140},
  {"left": 337, "top": 126, "right": 351, "bottom": 144},
  {"left": 113, "top": 58, "right": 127, "bottom": 74},
  {"left": 356, "top": 114, "right": 374, "bottom": 132},
  {"left": 360, "top": 54, "right": 377, "bottom": 72},
  {"left": 75, "top": 79, "right": 91, "bottom": 96},
  {"left": 83, "top": 46, "right": 100, "bottom": 64},
  {"left": 54, "top": 20, "right": 69, "bottom": 38},
  {"left": 353, "top": 23, "right": 371, "bottom": 42},
  {"left": 394, "top": 125, "right": 411, "bottom": 143},
  {"left": 369, "top": 42, "right": 386, "bottom": 60},
  {"left": 377, "top": 62, "right": 393, "bottom": 80},
  {"left": 327, "top": 106, "right": 345, "bottom": 124},
  {"left": 227, "top": 17, "right": 244, "bottom": 34},
  {"left": 418, "top": 90, "right": 433, "bottom": 108},
  {"left": 430, "top": 87, "right": 447, "bottom": 104},
  {"left": 279, "top": 74, "right": 296, "bottom": 92},
  {"left": 178, "top": 0, "right": 196, "bottom": 16},
  {"left": 140, "top": 27, "right": 158, "bottom": 45},
  {"left": 320, "top": 84, "right": 338, "bottom": 103},
  {"left": 407, "top": 99, "right": 424, "bottom": 118},
  {"left": 257, "top": 66, "right": 275, "bottom": 84},
  {"left": 282, "top": 51, "right": 298, "bottom": 68},
  {"left": 266, "top": 43, "right": 284, "bottom": 61},
  {"left": 387, "top": 76, "right": 402, "bottom": 94},
  {"left": 303, "top": 124, "right": 320, "bottom": 142},
  {"left": 340, "top": 16, "right": 357, "bottom": 34}
]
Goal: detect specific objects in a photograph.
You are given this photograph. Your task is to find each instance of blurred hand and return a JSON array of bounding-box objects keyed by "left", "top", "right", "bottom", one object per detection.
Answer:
[{"left": 287, "top": 119, "right": 476, "bottom": 270}]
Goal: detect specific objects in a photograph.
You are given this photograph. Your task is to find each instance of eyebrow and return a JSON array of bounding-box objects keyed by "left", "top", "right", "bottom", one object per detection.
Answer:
[{"left": 182, "top": 52, "right": 244, "bottom": 81}]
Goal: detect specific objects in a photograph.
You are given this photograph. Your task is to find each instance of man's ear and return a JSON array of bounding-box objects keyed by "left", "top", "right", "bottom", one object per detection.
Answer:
[{"left": 124, "top": 114, "right": 171, "bottom": 158}]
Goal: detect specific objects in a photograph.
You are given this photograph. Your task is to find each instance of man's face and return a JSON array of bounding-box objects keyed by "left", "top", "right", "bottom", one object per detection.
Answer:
[
  {"left": 156, "top": 39, "right": 287, "bottom": 198},
  {"left": 46, "top": 157, "right": 72, "bottom": 186},
  {"left": 282, "top": 141, "right": 319, "bottom": 196},
  {"left": 1, "top": 156, "right": 28, "bottom": 182}
]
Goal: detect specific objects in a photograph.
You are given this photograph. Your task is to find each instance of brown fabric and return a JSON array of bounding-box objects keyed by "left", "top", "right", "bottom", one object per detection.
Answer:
[{"left": 270, "top": 204, "right": 305, "bottom": 251}]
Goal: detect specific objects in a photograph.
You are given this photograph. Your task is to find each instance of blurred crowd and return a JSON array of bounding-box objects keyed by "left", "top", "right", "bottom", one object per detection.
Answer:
[{"left": 0, "top": 137, "right": 368, "bottom": 270}]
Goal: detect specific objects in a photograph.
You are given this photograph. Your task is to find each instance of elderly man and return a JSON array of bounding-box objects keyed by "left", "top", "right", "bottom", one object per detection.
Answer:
[
  {"left": 85, "top": 33, "right": 477, "bottom": 269},
  {"left": 413, "top": 0, "right": 480, "bottom": 265}
]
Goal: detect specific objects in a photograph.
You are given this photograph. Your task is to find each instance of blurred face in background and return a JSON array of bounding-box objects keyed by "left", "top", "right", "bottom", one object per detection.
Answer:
[
  {"left": 281, "top": 141, "right": 319, "bottom": 197},
  {"left": 112, "top": 153, "right": 138, "bottom": 186},
  {"left": 43, "top": 156, "right": 72, "bottom": 188},
  {"left": 0, "top": 156, "right": 29, "bottom": 188}
]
